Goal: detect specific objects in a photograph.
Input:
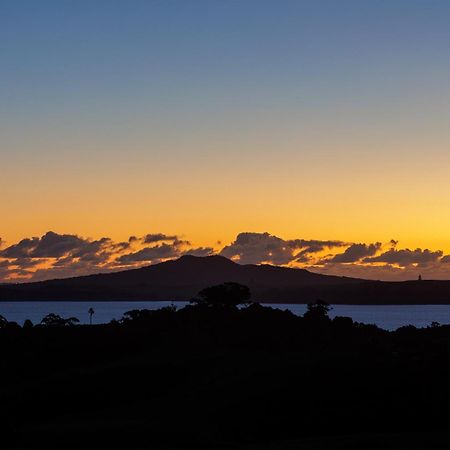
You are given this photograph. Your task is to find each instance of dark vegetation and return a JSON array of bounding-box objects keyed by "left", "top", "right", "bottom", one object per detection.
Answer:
[
  {"left": 3, "top": 254, "right": 450, "bottom": 304},
  {"left": 2, "top": 283, "right": 450, "bottom": 449}
]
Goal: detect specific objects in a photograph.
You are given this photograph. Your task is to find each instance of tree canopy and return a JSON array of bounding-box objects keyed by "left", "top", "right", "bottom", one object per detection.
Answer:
[
  {"left": 191, "top": 282, "right": 251, "bottom": 308},
  {"left": 40, "top": 313, "right": 80, "bottom": 327},
  {"left": 303, "top": 300, "right": 332, "bottom": 321}
]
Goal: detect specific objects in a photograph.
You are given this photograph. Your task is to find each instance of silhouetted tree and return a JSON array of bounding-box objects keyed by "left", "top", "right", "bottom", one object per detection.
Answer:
[
  {"left": 0, "top": 315, "right": 20, "bottom": 330},
  {"left": 190, "top": 282, "right": 251, "bottom": 308},
  {"left": 121, "top": 309, "right": 152, "bottom": 322},
  {"left": 0, "top": 314, "right": 8, "bottom": 329},
  {"left": 23, "top": 319, "right": 34, "bottom": 329},
  {"left": 40, "top": 313, "right": 80, "bottom": 327},
  {"left": 64, "top": 316, "right": 80, "bottom": 326},
  {"left": 303, "top": 300, "right": 331, "bottom": 321},
  {"left": 88, "top": 307, "right": 95, "bottom": 325}
]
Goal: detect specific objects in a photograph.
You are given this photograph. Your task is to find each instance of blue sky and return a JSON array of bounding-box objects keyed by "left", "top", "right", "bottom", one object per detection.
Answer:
[{"left": 3, "top": 0, "right": 450, "bottom": 126}]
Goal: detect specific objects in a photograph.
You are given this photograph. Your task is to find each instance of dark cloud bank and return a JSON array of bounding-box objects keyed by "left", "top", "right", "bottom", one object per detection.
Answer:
[
  {"left": 1, "top": 231, "right": 450, "bottom": 282},
  {"left": 0, "top": 231, "right": 213, "bottom": 282}
]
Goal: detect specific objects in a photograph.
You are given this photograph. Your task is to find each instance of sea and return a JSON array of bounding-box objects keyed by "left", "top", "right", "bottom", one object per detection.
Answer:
[{"left": 1, "top": 301, "right": 450, "bottom": 330}]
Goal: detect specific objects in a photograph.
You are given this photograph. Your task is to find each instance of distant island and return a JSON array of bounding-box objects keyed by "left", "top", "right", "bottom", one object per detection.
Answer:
[{"left": 1, "top": 254, "right": 450, "bottom": 304}]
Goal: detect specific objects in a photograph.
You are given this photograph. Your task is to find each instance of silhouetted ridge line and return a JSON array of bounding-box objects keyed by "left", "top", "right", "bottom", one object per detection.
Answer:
[{"left": 1, "top": 255, "right": 450, "bottom": 303}]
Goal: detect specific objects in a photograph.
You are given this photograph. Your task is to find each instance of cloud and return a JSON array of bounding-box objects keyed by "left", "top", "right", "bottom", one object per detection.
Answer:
[
  {"left": 118, "top": 243, "right": 181, "bottom": 264},
  {"left": 220, "top": 232, "right": 346, "bottom": 265},
  {"left": 182, "top": 247, "right": 214, "bottom": 257},
  {"left": 0, "top": 232, "right": 124, "bottom": 282},
  {"left": 322, "top": 242, "right": 382, "bottom": 263},
  {"left": 0, "top": 231, "right": 215, "bottom": 282},
  {"left": 142, "top": 233, "right": 179, "bottom": 244},
  {"left": 11, "top": 258, "right": 43, "bottom": 269},
  {"left": 2, "top": 230, "right": 450, "bottom": 283},
  {"left": 118, "top": 241, "right": 214, "bottom": 264},
  {"left": 363, "top": 248, "right": 443, "bottom": 267},
  {"left": 220, "top": 232, "right": 293, "bottom": 265},
  {"left": 31, "top": 232, "right": 89, "bottom": 257},
  {"left": 0, "top": 237, "right": 40, "bottom": 258},
  {"left": 0, "top": 232, "right": 113, "bottom": 259}
]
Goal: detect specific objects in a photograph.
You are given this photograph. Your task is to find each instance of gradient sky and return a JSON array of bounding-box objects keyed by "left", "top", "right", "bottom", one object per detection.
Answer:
[{"left": 2, "top": 1, "right": 450, "bottom": 281}]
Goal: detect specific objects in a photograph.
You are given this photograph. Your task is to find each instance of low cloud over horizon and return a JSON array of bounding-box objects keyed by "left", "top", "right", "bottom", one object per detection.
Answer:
[{"left": 1, "top": 231, "right": 450, "bottom": 283}]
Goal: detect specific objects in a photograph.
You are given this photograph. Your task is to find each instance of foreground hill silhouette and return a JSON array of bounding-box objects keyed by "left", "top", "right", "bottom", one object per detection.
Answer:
[
  {"left": 2, "top": 255, "right": 450, "bottom": 303},
  {"left": 3, "top": 295, "right": 450, "bottom": 449}
]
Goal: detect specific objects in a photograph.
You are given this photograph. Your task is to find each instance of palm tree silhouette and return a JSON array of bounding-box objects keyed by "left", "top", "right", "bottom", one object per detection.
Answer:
[{"left": 88, "top": 307, "right": 95, "bottom": 325}]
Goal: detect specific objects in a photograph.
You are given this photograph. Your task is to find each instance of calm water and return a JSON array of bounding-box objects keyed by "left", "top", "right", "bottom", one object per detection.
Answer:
[{"left": 1, "top": 301, "right": 450, "bottom": 330}]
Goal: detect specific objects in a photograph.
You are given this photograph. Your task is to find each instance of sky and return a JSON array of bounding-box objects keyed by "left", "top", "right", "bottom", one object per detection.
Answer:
[{"left": 2, "top": 0, "right": 450, "bottom": 282}]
